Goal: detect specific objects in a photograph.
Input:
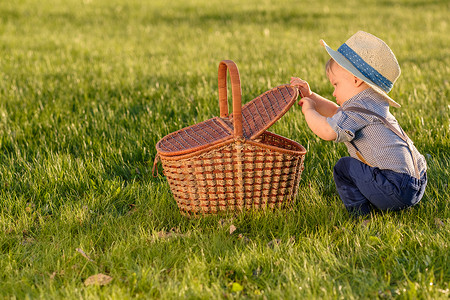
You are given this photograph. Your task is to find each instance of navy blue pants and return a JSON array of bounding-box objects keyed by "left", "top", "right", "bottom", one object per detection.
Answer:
[{"left": 333, "top": 157, "right": 427, "bottom": 216}]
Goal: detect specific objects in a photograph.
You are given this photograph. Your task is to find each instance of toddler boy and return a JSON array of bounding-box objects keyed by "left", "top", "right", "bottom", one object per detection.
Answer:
[{"left": 290, "top": 31, "right": 427, "bottom": 216}]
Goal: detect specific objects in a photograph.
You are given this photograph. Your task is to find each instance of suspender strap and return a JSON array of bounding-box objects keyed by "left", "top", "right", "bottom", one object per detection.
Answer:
[
  {"left": 344, "top": 106, "right": 420, "bottom": 179},
  {"left": 349, "top": 140, "right": 373, "bottom": 167}
]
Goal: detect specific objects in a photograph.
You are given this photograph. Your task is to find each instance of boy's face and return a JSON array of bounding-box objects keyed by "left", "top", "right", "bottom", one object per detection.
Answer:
[{"left": 328, "top": 64, "right": 359, "bottom": 105}]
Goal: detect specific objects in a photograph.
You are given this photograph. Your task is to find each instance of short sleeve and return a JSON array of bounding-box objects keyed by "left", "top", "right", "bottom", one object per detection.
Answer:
[{"left": 326, "top": 108, "right": 369, "bottom": 143}]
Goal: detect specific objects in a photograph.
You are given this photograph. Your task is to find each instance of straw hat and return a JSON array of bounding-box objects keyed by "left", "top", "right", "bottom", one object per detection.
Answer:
[{"left": 321, "top": 31, "right": 401, "bottom": 107}]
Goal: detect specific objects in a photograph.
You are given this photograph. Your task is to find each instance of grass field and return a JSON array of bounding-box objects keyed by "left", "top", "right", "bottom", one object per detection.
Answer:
[{"left": 0, "top": 0, "right": 449, "bottom": 298}]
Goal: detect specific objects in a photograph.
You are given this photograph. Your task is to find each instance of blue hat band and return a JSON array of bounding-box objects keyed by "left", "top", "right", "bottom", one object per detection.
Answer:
[{"left": 337, "top": 43, "right": 393, "bottom": 93}]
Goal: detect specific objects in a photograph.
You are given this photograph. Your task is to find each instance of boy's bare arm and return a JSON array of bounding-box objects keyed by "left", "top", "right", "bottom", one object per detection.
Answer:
[
  {"left": 306, "top": 92, "right": 339, "bottom": 117},
  {"left": 299, "top": 98, "right": 337, "bottom": 141}
]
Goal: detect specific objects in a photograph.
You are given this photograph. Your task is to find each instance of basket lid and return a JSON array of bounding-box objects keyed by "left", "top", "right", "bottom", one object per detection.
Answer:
[
  {"left": 234, "top": 84, "right": 298, "bottom": 140},
  {"left": 155, "top": 116, "right": 233, "bottom": 156},
  {"left": 156, "top": 60, "right": 299, "bottom": 156}
]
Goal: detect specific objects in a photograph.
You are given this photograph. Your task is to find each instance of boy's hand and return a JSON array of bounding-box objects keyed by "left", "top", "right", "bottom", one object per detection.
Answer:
[{"left": 290, "top": 77, "right": 312, "bottom": 98}]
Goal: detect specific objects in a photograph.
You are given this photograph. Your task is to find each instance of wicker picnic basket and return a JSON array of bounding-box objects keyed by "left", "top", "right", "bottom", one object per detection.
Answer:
[{"left": 153, "top": 60, "right": 306, "bottom": 215}]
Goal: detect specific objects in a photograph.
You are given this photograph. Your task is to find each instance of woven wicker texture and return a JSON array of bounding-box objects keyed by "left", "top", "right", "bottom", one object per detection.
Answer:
[
  {"left": 156, "top": 60, "right": 298, "bottom": 156},
  {"left": 236, "top": 85, "right": 298, "bottom": 139},
  {"left": 156, "top": 117, "right": 232, "bottom": 155},
  {"left": 154, "top": 60, "right": 306, "bottom": 215},
  {"left": 160, "top": 132, "right": 306, "bottom": 215}
]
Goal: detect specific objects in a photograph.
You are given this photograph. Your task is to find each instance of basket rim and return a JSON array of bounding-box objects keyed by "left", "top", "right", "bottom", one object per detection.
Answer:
[{"left": 158, "top": 131, "right": 306, "bottom": 161}]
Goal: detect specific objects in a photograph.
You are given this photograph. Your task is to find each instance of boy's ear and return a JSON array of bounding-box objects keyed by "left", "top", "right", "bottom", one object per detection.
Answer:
[{"left": 353, "top": 76, "right": 365, "bottom": 87}]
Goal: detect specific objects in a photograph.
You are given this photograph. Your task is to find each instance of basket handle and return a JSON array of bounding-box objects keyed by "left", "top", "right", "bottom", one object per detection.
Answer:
[{"left": 218, "top": 60, "right": 243, "bottom": 139}]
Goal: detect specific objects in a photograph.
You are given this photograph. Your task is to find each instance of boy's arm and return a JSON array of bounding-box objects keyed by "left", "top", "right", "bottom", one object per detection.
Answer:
[
  {"left": 306, "top": 92, "right": 339, "bottom": 118},
  {"left": 300, "top": 98, "right": 337, "bottom": 141}
]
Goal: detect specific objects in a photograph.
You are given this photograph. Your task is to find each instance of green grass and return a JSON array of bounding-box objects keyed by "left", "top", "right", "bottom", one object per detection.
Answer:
[{"left": 0, "top": 0, "right": 449, "bottom": 298}]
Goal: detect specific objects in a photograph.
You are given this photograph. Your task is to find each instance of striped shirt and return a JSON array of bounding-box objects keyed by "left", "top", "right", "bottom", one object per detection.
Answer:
[{"left": 326, "top": 88, "right": 427, "bottom": 177}]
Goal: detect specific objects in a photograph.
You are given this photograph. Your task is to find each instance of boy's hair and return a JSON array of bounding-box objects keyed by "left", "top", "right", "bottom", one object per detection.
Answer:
[
  {"left": 326, "top": 58, "right": 357, "bottom": 80},
  {"left": 325, "top": 58, "right": 336, "bottom": 79}
]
